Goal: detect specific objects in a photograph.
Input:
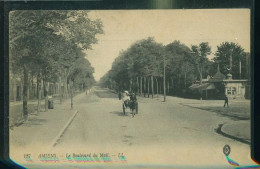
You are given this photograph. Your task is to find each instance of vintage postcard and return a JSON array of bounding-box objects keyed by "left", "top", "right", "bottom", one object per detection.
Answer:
[{"left": 9, "top": 9, "right": 255, "bottom": 169}]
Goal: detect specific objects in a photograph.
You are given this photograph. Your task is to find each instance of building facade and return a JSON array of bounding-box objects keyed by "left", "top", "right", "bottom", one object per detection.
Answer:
[{"left": 189, "top": 67, "right": 249, "bottom": 100}]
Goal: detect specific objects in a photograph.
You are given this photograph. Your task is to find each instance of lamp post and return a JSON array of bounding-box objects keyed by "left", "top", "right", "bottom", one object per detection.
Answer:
[
  {"left": 190, "top": 50, "right": 202, "bottom": 100},
  {"left": 239, "top": 58, "right": 241, "bottom": 79},
  {"left": 163, "top": 54, "right": 166, "bottom": 102},
  {"left": 229, "top": 48, "right": 233, "bottom": 73}
]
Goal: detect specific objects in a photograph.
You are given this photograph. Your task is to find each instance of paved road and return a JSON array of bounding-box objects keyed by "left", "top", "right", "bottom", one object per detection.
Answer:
[{"left": 51, "top": 87, "right": 253, "bottom": 168}]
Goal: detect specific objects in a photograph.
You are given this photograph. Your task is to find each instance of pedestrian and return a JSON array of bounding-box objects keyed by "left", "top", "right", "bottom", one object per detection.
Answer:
[
  {"left": 118, "top": 91, "right": 122, "bottom": 100},
  {"left": 224, "top": 95, "right": 229, "bottom": 108}
]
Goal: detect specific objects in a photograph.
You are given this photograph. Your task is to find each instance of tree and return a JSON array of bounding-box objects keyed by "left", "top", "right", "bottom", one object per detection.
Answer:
[
  {"left": 9, "top": 11, "right": 103, "bottom": 119},
  {"left": 214, "top": 42, "right": 248, "bottom": 79},
  {"left": 127, "top": 38, "right": 164, "bottom": 98},
  {"left": 68, "top": 56, "right": 95, "bottom": 109},
  {"left": 165, "top": 40, "right": 196, "bottom": 96},
  {"left": 191, "top": 42, "right": 211, "bottom": 99},
  {"left": 100, "top": 37, "right": 165, "bottom": 100},
  {"left": 100, "top": 38, "right": 200, "bottom": 100}
]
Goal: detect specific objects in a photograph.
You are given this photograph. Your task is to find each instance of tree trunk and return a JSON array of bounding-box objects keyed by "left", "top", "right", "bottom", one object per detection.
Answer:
[
  {"left": 23, "top": 65, "right": 28, "bottom": 120},
  {"left": 147, "top": 76, "right": 150, "bottom": 98},
  {"left": 59, "top": 76, "right": 62, "bottom": 103},
  {"left": 40, "top": 79, "right": 43, "bottom": 105},
  {"left": 171, "top": 78, "right": 174, "bottom": 95},
  {"left": 151, "top": 76, "right": 154, "bottom": 98},
  {"left": 54, "top": 83, "right": 56, "bottom": 94},
  {"left": 37, "top": 74, "right": 41, "bottom": 114},
  {"left": 143, "top": 77, "right": 146, "bottom": 97},
  {"left": 163, "top": 61, "right": 166, "bottom": 102},
  {"left": 129, "top": 79, "right": 132, "bottom": 91},
  {"left": 48, "top": 82, "right": 50, "bottom": 95},
  {"left": 64, "top": 77, "right": 68, "bottom": 99},
  {"left": 184, "top": 72, "right": 187, "bottom": 89},
  {"left": 70, "top": 80, "right": 73, "bottom": 110},
  {"left": 13, "top": 78, "right": 16, "bottom": 102},
  {"left": 27, "top": 76, "right": 30, "bottom": 101},
  {"left": 167, "top": 81, "right": 169, "bottom": 94},
  {"left": 140, "top": 77, "right": 142, "bottom": 96},
  {"left": 30, "top": 76, "right": 33, "bottom": 99},
  {"left": 155, "top": 77, "right": 158, "bottom": 98},
  {"left": 67, "top": 82, "right": 69, "bottom": 98},
  {"left": 43, "top": 79, "right": 48, "bottom": 112},
  {"left": 137, "top": 77, "right": 139, "bottom": 95},
  {"left": 20, "top": 81, "right": 23, "bottom": 101},
  {"left": 33, "top": 75, "right": 36, "bottom": 99},
  {"left": 179, "top": 75, "right": 182, "bottom": 90},
  {"left": 31, "top": 75, "right": 34, "bottom": 99},
  {"left": 158, "top": 79, "right": 162, "bottom": 94}
]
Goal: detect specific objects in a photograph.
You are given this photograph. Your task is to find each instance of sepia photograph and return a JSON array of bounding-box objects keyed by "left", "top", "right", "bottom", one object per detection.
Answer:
[{"left": 8, "top": 9, "right": 254, "bottom": 169}]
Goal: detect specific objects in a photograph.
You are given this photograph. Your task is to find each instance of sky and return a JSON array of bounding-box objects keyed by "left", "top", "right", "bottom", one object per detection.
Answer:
[{"left": 84, "top": 9, "right": 250, "bottom": 81}]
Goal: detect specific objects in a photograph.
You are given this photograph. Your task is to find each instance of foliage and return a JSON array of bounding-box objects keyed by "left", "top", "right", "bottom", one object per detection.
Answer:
[
  {"left": 100, "top": 37, "right": 164, "bottom": 91},
  {"left": 10, "top": 10, "right": 103, "bottom": 87},
  {"left": 100, "top": 38, "right": 207, "bottom": 96},
  {"left": 213, "top": 42, "right": 248, "bottom": 79},
  {"left": 165, "top": 41, "right": 197, "bottom": 93},
  {"left": 9, "top": 10, "right": 103, "bottom": 117},
  {"left": 100, "top": 39, "right": 249, "bottom": 98},
  {"left": 190, "top": 42, "right": 212, "bottom": 83}
]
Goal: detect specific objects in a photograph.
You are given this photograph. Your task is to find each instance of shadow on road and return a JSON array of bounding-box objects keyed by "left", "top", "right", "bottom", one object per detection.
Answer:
[
  {"left": 94, "top": 90, "right": 118, "bottom": 99},
  {"left": 179, "top": 103, "right": 250, "bottom": 121},
  {"left": 109, "top": 111, "right": 129, "bottom": 117},
  {"left": 22, "top": 117, "right": 48, "bottom": 127},
  {"left": 124, "top": 135, "right": 134, "bottom": 138}
]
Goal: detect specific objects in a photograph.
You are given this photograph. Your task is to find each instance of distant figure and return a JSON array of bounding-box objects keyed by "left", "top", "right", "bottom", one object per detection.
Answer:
[
  {"left": 118, "top": 92, "right": 122, "bottom": 100},
  {"left": 224, "top": 95, "right": 229, "bottom": 108},
  {"left": 86, "top": 89, "right": 90, "bottom": 95}
]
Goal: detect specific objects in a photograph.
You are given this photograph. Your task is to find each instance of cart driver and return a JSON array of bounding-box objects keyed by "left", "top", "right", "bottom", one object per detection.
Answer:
[
  {"left": 130, "top": 92, "right": 137, "bottom": 102},
  {"left": 122, "top": 91, "right": 130, "bottom": 103}
]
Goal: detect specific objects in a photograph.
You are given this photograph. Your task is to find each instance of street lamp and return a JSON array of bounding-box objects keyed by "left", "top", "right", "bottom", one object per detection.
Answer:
[{"left": 229, "top": 48, "right": 233, "bottom": 73}]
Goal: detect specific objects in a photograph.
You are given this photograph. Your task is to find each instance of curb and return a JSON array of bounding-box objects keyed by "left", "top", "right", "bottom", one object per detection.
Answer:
[
  {"left": 49, "top": 109, "right": 79, "bottom": 149},
  {"left": 215, "top": 123, "right": 250, "bottom": 145}
]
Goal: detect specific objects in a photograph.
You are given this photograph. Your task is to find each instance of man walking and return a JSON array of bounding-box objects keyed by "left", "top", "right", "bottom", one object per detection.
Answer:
[
  {"left": 224, "top": 95, "right": 229, "bottom": 108},
  {"left": 118, "top": 91, "right": 122, "bottom": 100}
]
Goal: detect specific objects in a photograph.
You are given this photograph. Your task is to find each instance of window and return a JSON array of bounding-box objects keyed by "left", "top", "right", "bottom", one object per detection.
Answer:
[
  {"left": 227, "top": 87, "right": 231, "bottom": 95},
  {"left": 226, "top": 87, "right": 237, "bottom": 95},
  {"left": 232, "top": 87, "right": 236, "bottom": 95}
]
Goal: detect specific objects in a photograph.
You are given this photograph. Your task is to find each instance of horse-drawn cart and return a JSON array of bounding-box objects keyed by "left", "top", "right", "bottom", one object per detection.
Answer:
[
  {"left": 121, "top": 92, "right": 138, "bottom": 117},
  {"left": 123, "top": 100, "right": 138, "bottom": 117}
]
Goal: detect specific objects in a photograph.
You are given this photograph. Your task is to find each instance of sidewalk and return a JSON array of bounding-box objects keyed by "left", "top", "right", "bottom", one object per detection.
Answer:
[
  {"left": 221, "top": 120, "right": 251, "bottom": 144},
  {"left": 9, "top": 97, "right": 61, "bottom": 127},
  {"left": 9, "top": 92, "right": 86, "bottom": 150}
]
